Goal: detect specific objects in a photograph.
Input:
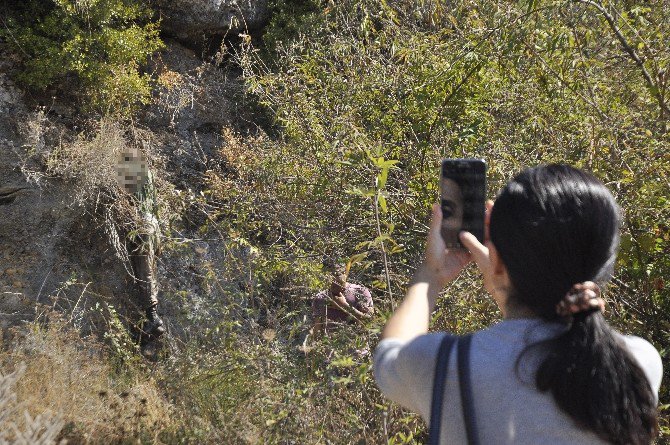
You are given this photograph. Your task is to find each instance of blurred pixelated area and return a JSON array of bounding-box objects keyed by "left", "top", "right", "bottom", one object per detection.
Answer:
[{"left": 116, "top": 147, "right": 149, "bottom": 194}]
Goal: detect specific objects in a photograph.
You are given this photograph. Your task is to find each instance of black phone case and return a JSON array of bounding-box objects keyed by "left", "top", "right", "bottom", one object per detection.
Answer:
[{"left": 440, "top": 159, "right": 486, "bottom": 248}]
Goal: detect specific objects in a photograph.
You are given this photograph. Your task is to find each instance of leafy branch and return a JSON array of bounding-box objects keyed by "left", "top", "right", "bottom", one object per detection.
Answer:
[{"left": 574, "top": 0, "right": 670, "bottom": 119}]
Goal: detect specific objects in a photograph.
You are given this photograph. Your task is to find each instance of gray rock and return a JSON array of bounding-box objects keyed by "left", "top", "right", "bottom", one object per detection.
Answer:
[
  {"left": 0, "top": 75, "right": 22, "bottom": 114},
  {"left": 156, "top": 0, "right": 270, "bottom": 42},
  {"left": 0, "top": 39, "right": 256, "bottom": 338},
  {"left": 0, "top": 56, "right": 138, "bottom": 331},
  {"left": 143, "top": 40, "right": 246, "bottom": 191}
]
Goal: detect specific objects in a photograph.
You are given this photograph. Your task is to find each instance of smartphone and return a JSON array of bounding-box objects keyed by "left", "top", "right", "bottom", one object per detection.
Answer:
[{"left": 440, "top": 159, "right": 487, "bottom": 249}]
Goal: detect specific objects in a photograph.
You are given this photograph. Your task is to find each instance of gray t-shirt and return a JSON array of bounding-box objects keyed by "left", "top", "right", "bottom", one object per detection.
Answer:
[{"left": 374, "top": 318, "right": 663, "bottom": 444}]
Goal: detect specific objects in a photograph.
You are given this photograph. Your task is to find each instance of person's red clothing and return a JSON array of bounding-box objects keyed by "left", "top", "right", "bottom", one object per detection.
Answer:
[{"left": 312, "top": 283, "right": 373, "bottom": 323}]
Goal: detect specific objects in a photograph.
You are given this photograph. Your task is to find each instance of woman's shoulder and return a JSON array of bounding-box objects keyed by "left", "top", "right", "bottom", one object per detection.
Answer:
[
  {"left": 374, "top": 332, "right": 449, "bottom": 416},
  {"left": 375, "top": 332, "right": 447, "bottom": 360},
  {"left": 617, "top": 333, "right": 663, "bottom": 396},
  {"left": 474, "top": 318, "right": 565, "bottom": 345},
  {"left": 619, "top": 332, "right": 661, "bottom": 355},
  {"left": 374, "top": 333, "right": 452, "bottom": 380}
]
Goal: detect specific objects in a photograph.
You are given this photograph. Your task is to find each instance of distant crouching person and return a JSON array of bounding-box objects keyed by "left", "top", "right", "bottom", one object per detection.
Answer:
[{"left": 312, "top": 263, "right": 373, "bottom": 336}]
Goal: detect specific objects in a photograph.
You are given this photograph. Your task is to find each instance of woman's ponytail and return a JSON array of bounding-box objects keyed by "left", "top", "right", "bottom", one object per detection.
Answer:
[
  {"left": 490, "top": 164, "right": 659, "bottom": 444},
  {"left": 534, "top": 311, "right": 658, "bottom": 444}
]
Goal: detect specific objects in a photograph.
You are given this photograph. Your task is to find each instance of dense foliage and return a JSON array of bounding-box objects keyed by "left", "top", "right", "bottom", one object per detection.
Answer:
[
  {"left": 228, "top": 0, "right": 670, "bottom": 439},
  {"left": 1, "top": 0, "right": 668, "bottom": 442},
  {"left": 1, "top": 0, "right": 163, "bottom": 114}
]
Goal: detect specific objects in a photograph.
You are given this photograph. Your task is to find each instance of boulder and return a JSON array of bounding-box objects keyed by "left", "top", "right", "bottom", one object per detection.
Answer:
[{"left": 156, "top": 0, "right": 270, "bottom": 42}]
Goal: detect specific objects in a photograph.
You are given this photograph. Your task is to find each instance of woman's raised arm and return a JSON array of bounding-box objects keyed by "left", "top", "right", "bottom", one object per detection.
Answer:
[{"left": 381, "top": 204, "right": 471, "bottom": 341}]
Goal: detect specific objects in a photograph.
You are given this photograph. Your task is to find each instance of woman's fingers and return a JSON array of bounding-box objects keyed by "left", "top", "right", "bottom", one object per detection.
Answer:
[
  {"left": 484, "top": 200, "right": 493, "bottom": 242},
  {"left": 428, "top": 203, "right": 447, "bottom": 248},
  {"left": 459, "top": 231, "right": 489, "bottom": 269},
  {"left": 429, "top": 203, "right": 442, "bottom": 235},
  {"left": 421, "top": 205, "right": 472, "bottom": 285}
]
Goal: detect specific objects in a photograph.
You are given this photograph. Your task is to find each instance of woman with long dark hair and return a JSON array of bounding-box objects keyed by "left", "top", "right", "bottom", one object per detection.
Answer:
[{"left": 374, "top": 164, "right": 661, "bottom": 444}]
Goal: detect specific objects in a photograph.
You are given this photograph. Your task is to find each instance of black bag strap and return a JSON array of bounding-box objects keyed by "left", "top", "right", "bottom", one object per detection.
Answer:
[
  {"left": 429, "top": 335, "right": 457, "bottom": 445},
  {"left": 429, "top": 334, "right": 479, "bottom": 445},
  {"left": 458, "top": 334, "right": 479, "bottom": 445}
]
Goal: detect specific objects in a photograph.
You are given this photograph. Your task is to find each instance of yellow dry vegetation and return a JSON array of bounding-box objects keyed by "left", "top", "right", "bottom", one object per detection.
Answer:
[{"left": 0, "top": 311, "right": 172, "bottom": 443}]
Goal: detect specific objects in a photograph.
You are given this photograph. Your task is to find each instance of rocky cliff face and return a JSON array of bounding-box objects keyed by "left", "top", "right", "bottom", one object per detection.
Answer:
[
  {"left": 0, "top": 24, "right": 261, "bottom": 336},
  {"left": 155, "top": 0, "right": 270, "bottom": 42},
  {"left": 0, "top": 57, "right": 149, "bottom": 327}
]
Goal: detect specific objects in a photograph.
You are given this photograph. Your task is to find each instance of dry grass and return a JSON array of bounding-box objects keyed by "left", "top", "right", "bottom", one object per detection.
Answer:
[
  {"left": 46, "top": 118, "right": 133, "bottom": 200},
  {"left": 0, "top": 363, "right": 63, "bottom": 444},
  {"left": 0, "top": 312, "right": 172, "bottom": 444}
]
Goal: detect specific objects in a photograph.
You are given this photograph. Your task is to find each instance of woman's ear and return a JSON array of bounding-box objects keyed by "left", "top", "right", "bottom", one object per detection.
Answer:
[
  {"left": 489, "top": 243, "right": 509, "bottom": 279},
  {"left": 487, "top": 243, "right": 515, "bottom": 315}
]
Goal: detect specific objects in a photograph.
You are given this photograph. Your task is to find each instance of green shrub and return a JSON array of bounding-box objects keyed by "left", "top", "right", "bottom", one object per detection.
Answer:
[
  {"left": 262, "top": 0, "right": 322, "bottom": 53},
  {"left": 234, "top": 0, "right": 670, "bottom": 437},
  {"left": 2, "top": 0, "right": 163, "bottom": 115}
]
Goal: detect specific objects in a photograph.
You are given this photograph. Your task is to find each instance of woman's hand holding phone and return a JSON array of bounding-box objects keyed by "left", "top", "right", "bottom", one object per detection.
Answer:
[
  {"left": 382, "top": 204, "right": 472, "bottom": 341},
  {"left": 415, "top": 204, "right": 472, "bottom": 289},
  {"left": 459, "top": 200, "right": 496, "bottom": 294},
  {"left": 381, "top": 201, "right": 490, "bottom": 341}
]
